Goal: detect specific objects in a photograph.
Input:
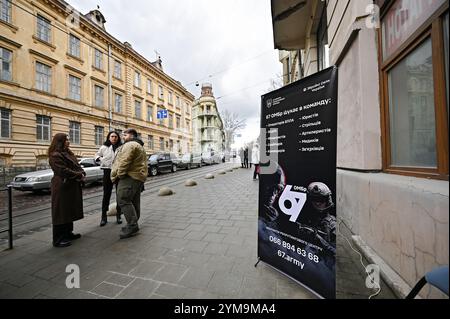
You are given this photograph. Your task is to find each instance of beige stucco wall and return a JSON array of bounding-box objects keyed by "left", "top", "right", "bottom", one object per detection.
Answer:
[{"left": 337, "top": 170, "right": 449, "bottom": 298}]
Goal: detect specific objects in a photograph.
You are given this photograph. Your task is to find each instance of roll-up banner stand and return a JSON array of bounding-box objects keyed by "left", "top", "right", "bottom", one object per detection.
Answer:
[{"left": 258, "top": 66, "right": 338, "bottom": 299}]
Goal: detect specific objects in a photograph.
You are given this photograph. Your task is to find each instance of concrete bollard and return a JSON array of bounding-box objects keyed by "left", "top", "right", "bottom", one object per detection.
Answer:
[
  {"left": 227, "top": 168, "right": 234, "bottom": 172},
  {"left": 204, "top": 173, "right": 215, "bottom": 179},
  {"left": 158, "top": 187, "right": 174, "bottom": 196},
  {"left": 185, "top": 179, "right": 198, "bottom": 187},
  {"left": 218, "top": 170, "right": 226, "bottom": 175}
]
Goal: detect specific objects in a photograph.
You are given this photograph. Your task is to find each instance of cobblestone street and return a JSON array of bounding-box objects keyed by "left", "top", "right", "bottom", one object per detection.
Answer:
[{"left": 0, "top": 164, "right": 395, "bottom": 299}]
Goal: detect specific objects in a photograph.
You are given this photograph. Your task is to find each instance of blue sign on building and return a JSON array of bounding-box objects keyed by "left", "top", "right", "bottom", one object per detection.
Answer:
[{"left": 157, "top": 109, "right": 168, "bottom": 119}]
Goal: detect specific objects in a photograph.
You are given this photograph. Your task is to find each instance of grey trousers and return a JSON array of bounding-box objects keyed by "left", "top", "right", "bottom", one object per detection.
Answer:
[{"left": 116, "top": 176, "right": 143, "bottom": 226}]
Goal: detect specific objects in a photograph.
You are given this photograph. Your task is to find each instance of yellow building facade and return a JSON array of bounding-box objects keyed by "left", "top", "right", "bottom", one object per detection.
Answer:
[{"left": 0, "top": 0, "right": 194, "bottom": 171}]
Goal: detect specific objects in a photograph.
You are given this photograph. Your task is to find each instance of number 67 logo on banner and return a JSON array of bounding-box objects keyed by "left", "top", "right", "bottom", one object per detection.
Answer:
[{"left": 279, "top": 185, "right": 307, "bottom": 223}]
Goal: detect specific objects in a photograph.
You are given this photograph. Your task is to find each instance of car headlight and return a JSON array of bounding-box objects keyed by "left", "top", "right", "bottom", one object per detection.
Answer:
[{"left": 26, "top": 177, "right": 41, "bottom": 182}]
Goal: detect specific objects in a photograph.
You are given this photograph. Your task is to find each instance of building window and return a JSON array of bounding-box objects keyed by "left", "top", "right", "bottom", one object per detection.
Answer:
[
  {"left": 159, "top": 137, "right": 164, "bottom": 151},
  {"left": 95, "top": 126, "right": 104, "bottom": 146},
  {"left": 147, "top": 105, "right": 153, "bottom": 122},
  {"left": 1, "top": 0, "right": 12, "bottom": 24},
  {"left": 168, "top": 113, "right": 173, "bottom": 128},
  {"left": 94, "top": 85, "right": 104, "bottom": 108},
  {"left": 69, "top": 34, "right": 80, "bottom": 58},
  {"left": 134, "top": 71, "right": 141, "bottom": 88},
  {"left": 185, "top": 102, "right": 190, "bottom": 115},
  {"left": 114, "top": 93, "right": 122, "bottom": 113},
  {"left": 0, "top": 47, "right": 12, "bottom": 81},
  {"left": 36, "top": 15, "right": 51, "bottom": 43},
  {"left": 158, "top": 85, "right": 164, "bottom": 100},
  {"left": 147, "top": 79, "right": 152, "bottom": 94},
  {"left": 317, "top": 7, "right": 329, "bottom": 71},
  {"left": 176, "top": 116, "right": 180, "bottom": 129},
  {"left": 35, "top": 61, "right": 51, "bottom": 93},
  {"left": 114, "top": 60, "right": 121, "bottom": 79},
  {"left": 148, "top": 135, "right": 154, "bottom": 149},
  {"left": 0, "top": 108, "right": 11, "bottom": 138},
  {"left": 94, "top": 48, "right": 103, "bottom": 69},
  {"left": 381, "top": 2, "right": 449, "bottom": 179},
  {"left": 176, "top": 96, "right": 180, "bottom": 108},
  {"left": 36, "top": 115, "right": 51, "bottom": 141},
  {"left": 169, "top": 139, "right": 174, "bottom": 151},
  {"left": 157, "top": 106, "right": 165, "bottom": 126},
  {"left": 186, "top": 119, "right": 190, "bottom": 130},
  {"left": 168, "top": 91, "right": 173, "bottom": 104},
  {"left": 69, "top": 121, "right": 80, "bottom": 144},
  {"left": 68, "top": 75, "right": 81, "bottom": 101},
  {"left": 135, "top": 100, "right": 142, "bottom": 119}
]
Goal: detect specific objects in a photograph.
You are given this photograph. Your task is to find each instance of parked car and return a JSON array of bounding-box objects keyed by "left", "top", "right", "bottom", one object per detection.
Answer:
[
  {"left": 11, "top": 158, "right": 103, "bottom": 193},
  {"left": 178, "top": 153, "right": 202, "bottom": 170},
  {"left": 148, "top": 152, "right": 179, "bottom": 176},
  {"left": 201, "top": 151, "right": 221, "bottom": 165}
]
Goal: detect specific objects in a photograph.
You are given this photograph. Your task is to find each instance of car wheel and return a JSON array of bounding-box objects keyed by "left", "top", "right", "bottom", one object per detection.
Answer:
[
  {"left": 150, "top": 167, "right": 158, "bottom": 176},
  {"left": 172, "top": 164, "right": 177, "bottom": 172}
]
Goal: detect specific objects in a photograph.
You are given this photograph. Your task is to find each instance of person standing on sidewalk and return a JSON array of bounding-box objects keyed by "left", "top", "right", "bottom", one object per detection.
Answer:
[
  {"left": 95, "top": 131, "right": 123, "bottom": 227},
  {"left": 111, "top": 129, "right": 148, "bottom": 239},
  {"left": 48, "top": 133, "right": 85, "bottom": 248},
  {"left": 244, "top": 147, "right": 249, "bottom": 168},
  {"left": 251, "top": 143, "right": 260, "bottom": 180}
]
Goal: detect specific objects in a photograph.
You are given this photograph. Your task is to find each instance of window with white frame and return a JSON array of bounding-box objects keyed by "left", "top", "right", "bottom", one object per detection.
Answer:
[
  {"left": 37, "top": 15, "right": 51, "bottom": 43},
  {"left": 147, "top": 79, "right": 152, "bottom": 94},
  {"left": 176, "top": 116, "right": 180, "bottom": 129},
  {"left": 134, "top": 71, "right": 141, "bottom": 88},
  {"left": 158, "top": 85, "right": 164, "bottom": 99},
  {"left": 69, "top": 121, "right": 80, "bottom": 144},
  {"left": 95, "top": 126, "right": 104, "bottom": 146},
  {"left": 0, "top": 0, "right": 12, "bottom": 24},
  {"left": 94, "top": 85, "right": 104, "bottom": 108},
  {"left": 0, "top": 47, "right": 12, "bottom": 81},
  {"left": 168, "top": 113, "right": 173, "bottom": 128},
  {"left": 36, "top": 115, "right": 51, "bottom": 141},
  {"left": 69, "top": 34, "right": 80, "bottom": 58},
  {"left": 68, "top": 75, "right": 81, "bottom": 101},
  {"left": 35, "top": 61, "right": 52, "bottom": 93},
  {"left": 168, "top": 91, "right": 173, "bottom": 104},
  {"left": 159, "top": 137, "right": 164, "bottom": 151},
  {"left": 114, "top": 93, "right": 122, "bottom": 113},
  {"left": 94, "top": 48, "right": 103, "bottom": 69},
  {"left": 176, "top": 96, "right": 180, "bottom": 108},
  {"left": 114, "top": 60, "right": 121, "bottom": 79},
  {"left": 147, "top": 104, "right": 153, "bottom": 122},
  {"left": 135, "top": 100, "right": 142, "bottom": 119},
  {"left": 0, "top": 107, "right": 11, "bottom": 138}
]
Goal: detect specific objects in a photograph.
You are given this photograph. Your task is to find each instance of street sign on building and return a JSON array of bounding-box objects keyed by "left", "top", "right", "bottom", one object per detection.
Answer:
[
  {"left": 157, "top": 109, "right": 168, "bottom": 119},
  {"left": 258, "top": 66, "right": 338, "bottom": 299}
]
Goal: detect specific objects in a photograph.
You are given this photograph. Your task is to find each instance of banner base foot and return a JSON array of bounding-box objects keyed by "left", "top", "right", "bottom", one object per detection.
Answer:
[{"left": 254, "top": 257, "right": 261, "bottom": 268}]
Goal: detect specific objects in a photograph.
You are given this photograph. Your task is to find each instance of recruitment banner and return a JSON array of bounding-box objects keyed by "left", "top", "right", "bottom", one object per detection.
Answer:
[{"left": 258, "top": 67, "right": 338, "bottom": 299}]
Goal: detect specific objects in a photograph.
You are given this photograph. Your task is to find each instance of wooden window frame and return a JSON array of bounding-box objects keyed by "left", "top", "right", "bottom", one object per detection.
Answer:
[{"left": 379, "top": 2, "right": 449, "bottom": 180}]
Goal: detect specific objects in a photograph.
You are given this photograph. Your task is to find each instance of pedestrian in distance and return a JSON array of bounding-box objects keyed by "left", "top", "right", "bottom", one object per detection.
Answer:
[
  {"left": 248, "top": 145, "right": 253, "bottom": 169},
  {"left": 244, "top": 147, "right": 249, "bottom": 169},
  {"left": 252, "top": 143, "right": 260, "bottom": 180},
  {"left": 239, "top": 148, "right": 245, "bottom": 168},
  {"left": 111, "top": 129, "right": 148, "bottom": 239},
  {"left": 95, "top": 131, "right": 123, "bottom": 227},
  {"left": 48, "top": 133, "right": 85, "bottom": 248}
]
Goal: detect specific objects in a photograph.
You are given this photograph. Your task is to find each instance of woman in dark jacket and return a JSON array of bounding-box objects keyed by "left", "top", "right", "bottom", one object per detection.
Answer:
[{"left": 48, "top": 133, "right": 85, "bottom": 247}]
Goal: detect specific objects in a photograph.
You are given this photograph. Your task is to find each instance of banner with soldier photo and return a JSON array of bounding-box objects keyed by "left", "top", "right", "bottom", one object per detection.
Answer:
[{"left": 258, "top": 67, "right": 338, "bottom": 299}]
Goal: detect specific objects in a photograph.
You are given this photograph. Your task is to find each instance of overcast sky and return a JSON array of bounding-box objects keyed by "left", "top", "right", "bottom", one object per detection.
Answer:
[{"left": 69, "top": 0, "right": 281, "bottom": 147}]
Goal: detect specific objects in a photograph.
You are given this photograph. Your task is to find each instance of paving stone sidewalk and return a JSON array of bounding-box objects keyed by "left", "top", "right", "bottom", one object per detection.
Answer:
[{"left": 0, "top": 164, "right": 395, "bottom": 299}]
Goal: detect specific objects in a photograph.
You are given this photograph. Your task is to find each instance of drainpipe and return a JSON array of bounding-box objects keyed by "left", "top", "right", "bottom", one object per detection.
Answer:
[{"left": 107, "top": 44, "right": 113, "bottom": 132}]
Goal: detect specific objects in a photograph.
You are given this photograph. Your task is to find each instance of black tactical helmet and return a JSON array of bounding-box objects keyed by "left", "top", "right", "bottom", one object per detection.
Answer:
[{"left": 307, "top": 182, "right": 334, "bottom": 213}]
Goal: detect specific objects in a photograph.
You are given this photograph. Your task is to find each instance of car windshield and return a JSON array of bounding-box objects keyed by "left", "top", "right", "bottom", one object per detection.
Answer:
[
  {"left": 182, "top": 154, "right": 190, "bottom": 160},
  {"left": 149, "top": 155, "right": 158, "bottom": 161}
]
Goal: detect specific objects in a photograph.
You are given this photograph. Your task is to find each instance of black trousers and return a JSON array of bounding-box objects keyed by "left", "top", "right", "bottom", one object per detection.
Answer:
[
  {"left": 253, "top": 164, "right": 260, "bottom": 179},
  {"left": 102, "top": 169, "right": 121, "bottom": 217},
  {"left": 244, "top": 158, "right": 249, "bottom": 168},
  {"left": 53, "top": 222, "right": 73, "bottom": 244}
]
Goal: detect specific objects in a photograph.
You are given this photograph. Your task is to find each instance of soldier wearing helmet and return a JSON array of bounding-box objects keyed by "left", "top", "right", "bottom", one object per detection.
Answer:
[{"left": 296, "top": 181, "right": 336, "bottom": 256}]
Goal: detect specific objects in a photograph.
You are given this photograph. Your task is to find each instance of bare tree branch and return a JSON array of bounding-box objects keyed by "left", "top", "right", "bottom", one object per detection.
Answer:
[{"left": 221, "top": 109, "right": 247, "bottom": 152}]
